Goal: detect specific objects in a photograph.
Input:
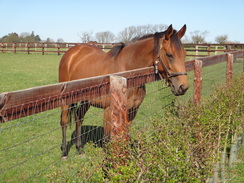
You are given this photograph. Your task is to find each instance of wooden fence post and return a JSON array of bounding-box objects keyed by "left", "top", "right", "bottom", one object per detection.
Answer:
[
  {"left": 13, "top": 43, "right": 16, "bottom": 54},
  {"left": 109, "top": 75, "right": 129, "bottom": 166},
  {"left": 226, "top": 53, "right": 233, "bottom": 86},
  {"left": 42, "top": 43, "right": 45, "bottom": 55},
  {"left": 27, "top": 43, "right": 30, "bottom": 54},
  {"left": 57, "top": 43, "right": 60, "bottom": 55},
  {"left": 194, "top": 60, "right": 202, "bottom": 104},
  {"left": 207, "top": 44, "right": 211, "bottom": 56}
]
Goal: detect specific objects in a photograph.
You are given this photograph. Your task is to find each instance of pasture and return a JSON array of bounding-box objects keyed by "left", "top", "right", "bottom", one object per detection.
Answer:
[
  {"left": 0, "top": 52, "right": 243, "bottom": 182},
  {"left": 0, "top": 53, "right": 60, "bottom": 93}
]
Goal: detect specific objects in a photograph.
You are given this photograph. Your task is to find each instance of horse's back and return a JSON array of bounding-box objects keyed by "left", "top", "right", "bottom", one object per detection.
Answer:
[{"left": 59, "top": 44, "right": 104, "bottom": 82}]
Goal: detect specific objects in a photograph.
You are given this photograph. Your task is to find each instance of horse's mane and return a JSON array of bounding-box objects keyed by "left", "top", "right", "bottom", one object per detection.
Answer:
[
  {"left": 109, "top": 43, "right": 125, "bottom": 57},
  {"left": 109, "top": 30, "right": 178, "bottom": 58}
]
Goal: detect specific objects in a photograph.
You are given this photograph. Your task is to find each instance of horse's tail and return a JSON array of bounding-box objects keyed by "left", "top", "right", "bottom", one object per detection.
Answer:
[{"left": 68, "top": 103, "right": 78, "bottom": 127}]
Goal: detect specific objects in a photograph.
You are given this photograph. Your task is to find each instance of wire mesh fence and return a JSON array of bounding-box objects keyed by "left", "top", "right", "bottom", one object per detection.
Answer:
[
  {"left": 0, "top": 78, "right": 173, "bottom": 182},
  {"left": 0, "top": 51, "right": 243, "bottom": 182}
]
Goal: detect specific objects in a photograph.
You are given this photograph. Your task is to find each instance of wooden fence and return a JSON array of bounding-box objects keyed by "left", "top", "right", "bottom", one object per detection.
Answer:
[
  {"left": 0, "top": 50, "right": 243, "bottom": 181},
  {"left": 0, "top": 50, "right": 243, "bottom": 122},
  {"left": 0, "top": 42, "right": 243, "bottom": 57},
  {"left": 184, "top": 43, "right": 244, "bottom": 57}
]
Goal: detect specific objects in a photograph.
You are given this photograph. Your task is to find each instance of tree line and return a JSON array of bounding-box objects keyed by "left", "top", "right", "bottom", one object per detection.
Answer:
[
  {"left": 0, "top": 31, "right": 64, "bottom": 43},
  {"left": 81, "top": 25, "right": 232, "bottom": 44},
  {"left": 0, "top": 24, "right": 234, "bottom": 44}
]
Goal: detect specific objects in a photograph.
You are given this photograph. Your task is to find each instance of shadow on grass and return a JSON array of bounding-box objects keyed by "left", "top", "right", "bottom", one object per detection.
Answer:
[{"left": 67, "top": 125, "right": 104, "bottom": 154}]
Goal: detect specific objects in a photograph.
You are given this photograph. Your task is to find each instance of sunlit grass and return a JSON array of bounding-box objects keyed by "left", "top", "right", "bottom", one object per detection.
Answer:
[{"left": 0, "top": 53, "right": 61, "bottom": 93}]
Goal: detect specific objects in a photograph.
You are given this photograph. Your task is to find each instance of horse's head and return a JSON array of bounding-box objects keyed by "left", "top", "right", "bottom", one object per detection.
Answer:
[{"left": 156, "top": 24, "right": 189, "bottom": 96}]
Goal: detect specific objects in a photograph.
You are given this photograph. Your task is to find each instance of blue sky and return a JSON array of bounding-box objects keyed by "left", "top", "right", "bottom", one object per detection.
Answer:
[{"left": 0, "top": 0, "right": 244, "bottom": 43}]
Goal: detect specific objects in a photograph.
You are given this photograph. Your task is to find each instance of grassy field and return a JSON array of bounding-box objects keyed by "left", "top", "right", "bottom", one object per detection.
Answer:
[
  {"left": 0, "top": 53, "right": 243, "bottom": 182},
  {"left": 0, "top": 53, "right": 60, "bottom": 93}
]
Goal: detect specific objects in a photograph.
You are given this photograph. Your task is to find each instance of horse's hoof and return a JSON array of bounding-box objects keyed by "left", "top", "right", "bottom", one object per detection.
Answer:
[{"left": 61, "top": 156, "right": 68, "bottom": 160}]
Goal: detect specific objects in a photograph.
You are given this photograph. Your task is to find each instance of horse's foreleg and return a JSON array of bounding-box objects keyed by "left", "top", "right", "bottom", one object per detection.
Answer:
[
  {"left": 75, "top": 102, "right": 90, "bottom": 155},
  {"left": 75, "top": 119, "right": 83, "bottom": 155},
  {"left": 60, "top": 105, "right": 69, "bottom": 158}
]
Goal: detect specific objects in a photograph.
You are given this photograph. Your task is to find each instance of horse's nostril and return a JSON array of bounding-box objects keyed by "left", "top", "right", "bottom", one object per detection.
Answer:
[{"left": 179, "top": 85, "right": 184, "bottom": 93}]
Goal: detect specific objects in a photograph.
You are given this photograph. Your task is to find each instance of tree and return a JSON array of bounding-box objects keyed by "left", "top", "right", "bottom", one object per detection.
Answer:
[
  {"left": 215, "top": 34, "right": 228, "bottom": 44},
  {"left": 35, "top": 35, "right": 41, "bottom": 42},
  {"left": 78, "top": 30, "right": 93, "bottom": 43},
  {"left": 117, "top": 26, "right": 137, "bottom": 43},
  {"left": 20, "top": 31, "right": 41, "bottom": 42},
  {"left": 45, "top": 37, "right": 54, "bottom": 43},
  {"left": 0, "top": 35, "right": 8, "bottom": 42},
  {"left": 95, "top": 31, "right": 115, "bottom": 43},
  {"left": 1, "top": 32, "right": 20, "bottom": 42},
  {"left": 57, "top": 38, "right": 64, "bottom": 43},
  {"left": 190, "top": 30, "right": 209, "bottom": 44},
  {"left": 182, "top": 35, "right": 191, "bottom": 43},
  {"left": 117, "top": 24, "right": 168, "bottom": 43},
  {"left": 30, "top": 31, "right": 35, "bottom": 39},
  {"left": 150, "top": 24, "right": 168, "bottom": 33}
]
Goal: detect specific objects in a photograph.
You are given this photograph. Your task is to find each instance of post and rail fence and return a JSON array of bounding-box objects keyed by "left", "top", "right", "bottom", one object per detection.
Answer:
[
  {"left": 0, "top": 50, "right": 243, "bottom": 181},
  {"left": 0, "top": 42, "right": 243, "bottom": 57},
  {"left": 1, "top": 50, "right": 243, "bottom": 122}
]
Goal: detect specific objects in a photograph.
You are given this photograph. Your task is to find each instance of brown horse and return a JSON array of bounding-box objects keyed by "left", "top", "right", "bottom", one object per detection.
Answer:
[{"left": 59, "top": 24, "right": 189, "bottom": 158}]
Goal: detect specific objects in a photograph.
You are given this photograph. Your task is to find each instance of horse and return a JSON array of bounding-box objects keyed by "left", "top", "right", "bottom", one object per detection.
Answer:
[{"left": 59, "top": 24, "right": 189, "bottom": 158}]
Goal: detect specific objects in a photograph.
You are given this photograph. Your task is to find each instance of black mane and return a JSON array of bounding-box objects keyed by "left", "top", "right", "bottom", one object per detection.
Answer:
[{"left": 109, "top": 43, "right": 125, "bottom": 58}]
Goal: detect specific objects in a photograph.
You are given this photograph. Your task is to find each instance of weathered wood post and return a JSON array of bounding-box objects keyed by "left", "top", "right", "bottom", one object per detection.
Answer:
[
  {"left": 13, "top": 43, "right": 16, "bottom": 54},
  {"left": 27, "top": 43, "right": 30, "bottom": 54},
  {"left": 207, "top": 44, "right": 211, "bottom": 56},
  {"left": 194, "top": 60, "right": 202, "bottom": 104},
  {"left": 109, "top": 75, "right": 129, "bottom": 167},
  {"left": 57, "top": 43, "right": 60, "bottom": 56},
  {"left": 226, "top": 53, "right": 233, "bottom": 86},
  {"left": 42, "top": 43, "right": 45, "bottom": 55}
]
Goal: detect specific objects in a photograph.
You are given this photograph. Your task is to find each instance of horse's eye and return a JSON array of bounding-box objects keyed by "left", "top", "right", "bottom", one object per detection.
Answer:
[{"left": 166, "top": 53, "right": 173, "bottom": 58}]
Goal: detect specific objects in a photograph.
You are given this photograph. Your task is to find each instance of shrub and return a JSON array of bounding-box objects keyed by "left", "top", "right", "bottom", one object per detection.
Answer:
[
  {"left": 47, "top": 74, "right": 243, "bottom": 182},
  {"left": 104, "top": 74, "right": 243, "bottom": 182}
]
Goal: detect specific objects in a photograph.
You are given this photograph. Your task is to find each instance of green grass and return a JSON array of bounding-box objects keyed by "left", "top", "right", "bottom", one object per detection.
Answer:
[
  {"left": 0, "top": 53, "right": 243, "bottom": 182},
  {"left": 0, "top": 53, "right": 60, "bottom": 93}
]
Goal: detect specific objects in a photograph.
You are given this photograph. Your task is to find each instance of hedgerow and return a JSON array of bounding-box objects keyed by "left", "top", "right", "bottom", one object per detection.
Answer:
[{"left": 105, "top": 74, "right": 243, "bottom": 182}]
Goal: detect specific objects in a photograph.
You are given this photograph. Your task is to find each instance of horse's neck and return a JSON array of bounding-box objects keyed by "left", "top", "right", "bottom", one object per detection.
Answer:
[{"left": 121, "top": 39, "right": 154, "bottom": 70}]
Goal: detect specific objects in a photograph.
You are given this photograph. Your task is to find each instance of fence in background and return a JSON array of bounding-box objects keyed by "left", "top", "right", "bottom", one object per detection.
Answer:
[
  {"left": 184, "top": 43, "right": 244, "bottom": 57},
  {"left": 0, "top": 51, "right": 243, "bottom": 181},
  {"left": 0, "top": 42, "right": 243, "bottom": 57}
]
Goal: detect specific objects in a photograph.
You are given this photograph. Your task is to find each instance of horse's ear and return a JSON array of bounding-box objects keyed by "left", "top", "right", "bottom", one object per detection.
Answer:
[
  {"left": 165, "top": 24, "right": 174, "bottom": 40},
  {"left": 177, "top": 24, "right": 187, "bottom": 39}
]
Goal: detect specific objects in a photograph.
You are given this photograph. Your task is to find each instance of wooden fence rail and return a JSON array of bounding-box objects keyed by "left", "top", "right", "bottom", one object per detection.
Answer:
[
  {"left": 0, "top": 67, "right": 155, "bottom": 122},
  {"left": 0, "top": 42, "right": 243, "bottom": 57},
  {"left": 0, "top": 50, "right": 243, "bottom": 123}
]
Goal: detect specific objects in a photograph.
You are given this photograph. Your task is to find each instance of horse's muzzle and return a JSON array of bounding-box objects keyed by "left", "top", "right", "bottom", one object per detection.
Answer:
[{"left": 171, "top": 83, "right": 189, "bottom": 96}]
